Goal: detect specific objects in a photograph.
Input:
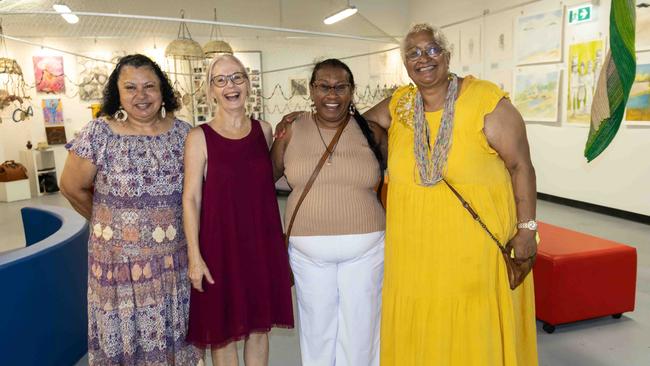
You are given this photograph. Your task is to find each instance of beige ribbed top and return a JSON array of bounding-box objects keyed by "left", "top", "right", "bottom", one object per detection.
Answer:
[{"left": 284, "top": 113, "right": 385, "bottom": 236}]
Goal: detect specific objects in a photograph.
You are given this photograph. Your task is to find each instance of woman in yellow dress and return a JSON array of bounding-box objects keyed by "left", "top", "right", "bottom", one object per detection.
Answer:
[{"left": 363, "top": 23, "right": 539, "bottom": 365}]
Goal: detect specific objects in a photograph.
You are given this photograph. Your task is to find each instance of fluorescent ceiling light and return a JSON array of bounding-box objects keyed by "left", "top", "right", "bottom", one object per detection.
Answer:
[
  {"left": 53, "top": 4, "right": 79, "bottom": 24},
  {"left": 323, "top": 6, "right": 358, "bottom": 25}
]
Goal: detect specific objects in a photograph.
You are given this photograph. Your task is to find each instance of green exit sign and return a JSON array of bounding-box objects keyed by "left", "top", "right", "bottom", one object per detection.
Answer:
[{"left": 568, "top": 4, "right": 593, "bottom": 24}]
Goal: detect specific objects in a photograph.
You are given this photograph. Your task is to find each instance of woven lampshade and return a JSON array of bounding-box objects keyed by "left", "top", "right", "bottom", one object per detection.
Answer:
[
  {"left": 203, "top": 39, "right": 233, "bottom": 56},
  {"left": 165, "top": 38, "right": 204, "bottom": 59}
]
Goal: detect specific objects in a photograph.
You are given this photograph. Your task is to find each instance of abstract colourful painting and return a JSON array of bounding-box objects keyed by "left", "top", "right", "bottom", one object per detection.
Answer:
[
  {"left": 41, "top": 99, "right": 63, "bottom": 125},
  {"left": 516, "top": 9, "right": 563, "bottom": 65},
  {"left": 513, "top": 67, "right": 560, "bottom": 122},
  {"left": 567, "top": 40, "right": 604, "bottom": 124},
  {"left": 33, "top": 56, "right": 65, "bottom": 93},
  {"left": 625, "top": 63, "right": 650, "bottom": 123}
]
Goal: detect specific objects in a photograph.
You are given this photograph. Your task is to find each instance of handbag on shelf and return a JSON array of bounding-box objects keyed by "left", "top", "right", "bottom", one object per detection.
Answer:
[
  {"left": 0, "top": 160, "right": 28, "bottom": 182},
  {"left": 442, "top": 178, "right": 536, "bottom": 290}
]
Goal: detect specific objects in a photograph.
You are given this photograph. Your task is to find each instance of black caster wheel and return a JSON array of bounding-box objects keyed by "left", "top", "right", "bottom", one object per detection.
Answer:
[
  {"left": 542, "top": 323, "right": 556, "bottom": 334},
  {"left": 612, "top": 313, "right": 623, "bottom": 319}
]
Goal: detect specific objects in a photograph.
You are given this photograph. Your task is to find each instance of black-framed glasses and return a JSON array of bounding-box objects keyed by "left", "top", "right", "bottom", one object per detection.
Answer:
[
  {"left": 312, "top": 83, "right": 351, "bottom": 96},
  {"left": 211, "top": 72, "right": 248, "bottom": 87},
  {"left": 405, "top": 45, "right": 444, "bottom": 61}
]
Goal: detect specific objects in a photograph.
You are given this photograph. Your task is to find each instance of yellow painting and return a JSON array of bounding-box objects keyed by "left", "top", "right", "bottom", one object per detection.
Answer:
[
  {"left": 625, "top": 63, "right": 650, "bottom": 123},
  {"left": 567, "top": 40, "right": 604, "bottom": 124}
]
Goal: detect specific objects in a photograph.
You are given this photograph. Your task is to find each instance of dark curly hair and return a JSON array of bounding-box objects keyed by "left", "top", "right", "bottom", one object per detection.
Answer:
[
  {"left": 100, "top": 54, "right": 179, "bottom": 117},
  {"left": 310, "top": 58, "right": 386, "bottom": 198}
]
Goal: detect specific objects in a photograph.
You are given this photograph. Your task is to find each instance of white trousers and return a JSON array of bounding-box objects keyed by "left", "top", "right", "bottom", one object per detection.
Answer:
[{"left": 289, "top": 231, "right": 385, "bottom": 366}]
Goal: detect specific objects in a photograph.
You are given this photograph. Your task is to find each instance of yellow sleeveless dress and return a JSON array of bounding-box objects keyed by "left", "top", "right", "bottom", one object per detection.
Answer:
[{"left": 380, "top": 77, "right": 538, "bottom": 365}]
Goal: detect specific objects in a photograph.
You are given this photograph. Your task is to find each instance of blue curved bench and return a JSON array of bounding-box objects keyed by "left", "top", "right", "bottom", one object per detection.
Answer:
[{"left": 0, "top": 205, "right": 89, "bottom": 366}]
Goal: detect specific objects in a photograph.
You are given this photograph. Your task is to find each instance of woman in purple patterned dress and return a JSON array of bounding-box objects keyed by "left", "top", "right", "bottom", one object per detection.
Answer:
[{"left": 60, "top": 54, "right": 201, "bottom": 365}]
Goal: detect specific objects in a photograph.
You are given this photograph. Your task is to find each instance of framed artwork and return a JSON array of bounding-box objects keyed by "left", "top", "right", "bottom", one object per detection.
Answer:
[
  {"left": 636, "top": 1, "right": 650, "bottom": 51},
  {"left": 460, "top": 22, "right": 482, "bottom": 66},
  {"left": 33, "top": 55, "right": 65, "bottom": 93},
  {"left": 485, "top": 13, "right": 514, "bottom": 63},
  {"left": 513, "top": 66, "right": 561, "bottom": 123},
  {"left": 486, "top": 69, "right": 513, "bottom": 94},
  {"left": 42, "top": 99, "right": 63, "bottom": 124},
  {"left": 45, "top": 126, "right": 67, "bottom": 145},
  {"left": 77, "top": 57, "right": 110, "bottom": 101},
  {"left": 625, "top": 62, "right": 650, "bottom": 124},
  {"left": 290, "top": 78, "right": 309, "bottom": 96},
  {"left": 443, "top": 26, "right": 461, "bottom": 74},
  {"left": 567, "top": 40, "right": 605, "bottom": 124},
  {"left": 516, "top": 9, "right": 564, "bottom": 65}
]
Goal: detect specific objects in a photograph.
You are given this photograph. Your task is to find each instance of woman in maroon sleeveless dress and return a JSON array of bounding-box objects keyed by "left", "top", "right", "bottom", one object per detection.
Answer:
[{"left": 183, "top": 54, "right": 294, "bottom": 365}]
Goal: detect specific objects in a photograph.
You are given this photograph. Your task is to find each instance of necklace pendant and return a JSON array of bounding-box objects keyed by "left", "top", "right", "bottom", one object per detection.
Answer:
[{"left": 327, "top": 155, "right": 333, "bottom": 165}]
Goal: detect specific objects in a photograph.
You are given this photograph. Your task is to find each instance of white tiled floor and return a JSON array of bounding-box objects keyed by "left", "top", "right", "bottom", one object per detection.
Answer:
[{"left": 2, "top": 194, "right": 649, "bottom": 365}]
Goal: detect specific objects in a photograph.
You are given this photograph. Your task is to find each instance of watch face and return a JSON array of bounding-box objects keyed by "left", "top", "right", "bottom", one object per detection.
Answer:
[{"left": 528, "top": 221, "right": 538, "bottom": 230}]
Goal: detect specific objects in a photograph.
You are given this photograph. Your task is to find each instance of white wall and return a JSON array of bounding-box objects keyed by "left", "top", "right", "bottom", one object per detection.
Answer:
[{"left": 408, "top": 0, "right": 650, "bottom": 216}]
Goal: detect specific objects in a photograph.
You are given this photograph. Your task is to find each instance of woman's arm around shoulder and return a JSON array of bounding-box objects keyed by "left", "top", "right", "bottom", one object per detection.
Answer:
[
  {"left": 270, "top": 121, "right": 293, "bottom": 182},
  {"left": 363, "top": 96, "right": 392, "bottom": 130}
]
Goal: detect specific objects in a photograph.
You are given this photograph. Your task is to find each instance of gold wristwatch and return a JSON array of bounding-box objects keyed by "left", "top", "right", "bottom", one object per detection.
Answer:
[{"left": 517, "top": 219, "right": 538, "bottom": 231}]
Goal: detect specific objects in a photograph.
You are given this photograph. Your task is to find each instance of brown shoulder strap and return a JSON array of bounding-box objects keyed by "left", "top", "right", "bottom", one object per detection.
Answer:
[
  {"left": 285, "top": 118, "right": 349, "bottom": 244},
  {"left": 442, "top": 178, "right": 506, "bottom": 252}
]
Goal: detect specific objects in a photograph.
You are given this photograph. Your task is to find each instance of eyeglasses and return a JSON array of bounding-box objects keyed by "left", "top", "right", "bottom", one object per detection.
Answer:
[
  {"left": 405, "top": 45, "right": 444, "bottom": 61},
  {"left": 312, "top": 83, "right": 351, "bottom": 96},
  {"left": 211, "top": 72, "right": 247, "bottom": 87}
]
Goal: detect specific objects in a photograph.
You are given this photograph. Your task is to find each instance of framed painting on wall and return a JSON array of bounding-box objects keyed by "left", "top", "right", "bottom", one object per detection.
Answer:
[
  {"left": 567, "top": 39, "right": 605, "bottom": 124},
  {"left": 513, "top": 66, "right": 561, "bottom": 123},
  {"left": 636, "top": 0, "right": 650, "bottom": 51},
  {"left": 485, "top": 12, "right": 514, "bottom": 64},
  {"left": 45, "top": 126, "right": 67, "bottom": 145},
  {"left": 443, "top": 26, "right": 461, "bottom": 74},
  {"left": 460, "top": 22, "right": 482, "bottom": 66},
  {"left": 516, "top": 9, "right": 564, "bottom": 65},
  {"left": 625, "top": 62, "right": 650, "bottom": 124},
  {"left": 42, "top": 98, "right": 63, "bottom": 125},
  {"left": 33, "top": 56, "right": 65, "bottom": 93},
  {"left": 77, "top": 57, "right": 111, "bottom": 101}
]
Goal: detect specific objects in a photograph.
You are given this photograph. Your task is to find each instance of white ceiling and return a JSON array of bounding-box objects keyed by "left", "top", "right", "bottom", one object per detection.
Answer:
[{"left": 0, "top": 0, "right": 410, "bottom": 44}]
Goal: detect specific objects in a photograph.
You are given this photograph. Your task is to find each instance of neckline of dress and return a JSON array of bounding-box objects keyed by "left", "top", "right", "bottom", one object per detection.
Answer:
[
  {"left": 102, "top": 118, "right": 179, "bottom": 138},
  {"left": 204, "top": 118, "right": 256, "bottom": 141},
  {"left": 423, "top": 76, "right": 474, "bottom": 115}
]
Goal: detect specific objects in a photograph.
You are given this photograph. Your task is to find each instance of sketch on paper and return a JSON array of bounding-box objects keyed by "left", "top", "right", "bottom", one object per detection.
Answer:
[
  {"left": 444, "top": 27, "right": 461, "bottom": 74},
  {"left": 567, "top": 40, "right": 604, "bottom": 124},
  {"left": 486, "top": 69, "right": 513, "bottom": 94},
  {"left": 625, "top": 63, "right": 650, "bottom": 123},
  {"left": 516, "top": 9, "right": 563, "bottom": 65},
  {"left": 513, "top": 67, "right": 560, "bottom": 122},
  {"left": 290, "top": 78, "right": 309, "bottom": 96},
  {"left": 77, "top": 57, "right": 111, "bottom": 101},
  {"left": 33, "top": 56, "right": 65, "bottom": 93},
  {"left": 485, "top": 13, "right": 514, "bottom": 63},
  {"left": 637, "top": 1, "right": 650, "bottom": 51},
  {"left": 42, "top": 98, "right": 63, "bottom": 124},
  {"left": 460, "top": 22, "right": 482, "bottom": 66}
]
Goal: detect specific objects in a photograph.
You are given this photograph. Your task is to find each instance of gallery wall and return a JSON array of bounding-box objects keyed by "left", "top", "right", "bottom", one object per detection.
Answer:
[
  {"left": 410, "top": 0, "right": 650, "bottom": 216},
  {"left": 0, "top": 35, "right": 407, "bottom": 184}
]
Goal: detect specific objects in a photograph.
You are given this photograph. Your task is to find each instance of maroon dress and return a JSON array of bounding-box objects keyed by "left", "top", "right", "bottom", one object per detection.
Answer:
[{"left": 187, "top": 120, "right": 294, "bottom": 348}]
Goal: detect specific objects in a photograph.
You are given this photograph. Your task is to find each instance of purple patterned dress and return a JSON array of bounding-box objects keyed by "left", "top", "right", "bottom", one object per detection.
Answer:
[{"left": 66, "top": 118, "right": 201, "bottom": 366}]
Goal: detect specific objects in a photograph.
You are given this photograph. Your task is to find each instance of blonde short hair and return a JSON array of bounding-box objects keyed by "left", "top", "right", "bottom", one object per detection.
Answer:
[
  {"left": 205, "top": 54, "right": 249, "bottom": 107},
  {"left": 401, "top": 23, "right": 451, "bottom": 62}
]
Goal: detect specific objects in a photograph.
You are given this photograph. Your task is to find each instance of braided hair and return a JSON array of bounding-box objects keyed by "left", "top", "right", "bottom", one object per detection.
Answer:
[{"left": 310, "top": 58, "right": 386, "bottom": 199}]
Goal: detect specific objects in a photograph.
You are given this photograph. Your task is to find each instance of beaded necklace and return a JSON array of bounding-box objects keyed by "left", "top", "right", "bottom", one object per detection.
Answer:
[{"left": 413, "top": 73, "right": 458, "bottom": 186}]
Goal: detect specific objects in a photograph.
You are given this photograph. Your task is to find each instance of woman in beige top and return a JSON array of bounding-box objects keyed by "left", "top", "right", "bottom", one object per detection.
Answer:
[{"left": 271, "top": 58, "right": 386, "bottom": 366}]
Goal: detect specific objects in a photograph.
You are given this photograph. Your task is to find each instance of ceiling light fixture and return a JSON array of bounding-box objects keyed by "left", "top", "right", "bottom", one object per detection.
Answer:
[
  {"left": 323, "top": 1, "right": 358, "bottom": 25},
  {"left": 53, "top": 4, "right": 79, "bottom": 24}
]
